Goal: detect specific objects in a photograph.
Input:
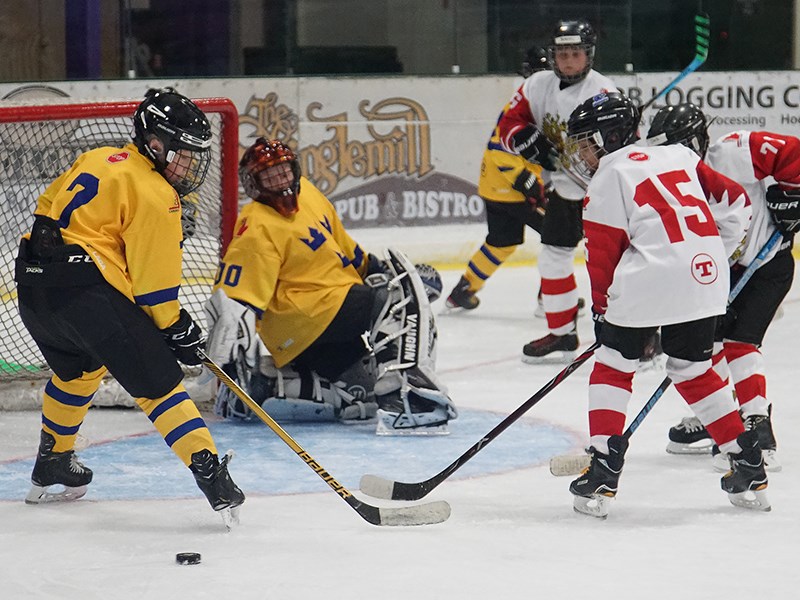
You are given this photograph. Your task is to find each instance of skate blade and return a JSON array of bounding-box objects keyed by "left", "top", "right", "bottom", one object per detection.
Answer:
[
  {"left": 573, "top": 494, "right": 613, "bottom": 519},
  {"left": 550, "top": 454, "right": 591, "bottom": 477},
  {"left": 666, "top": 440, "right": 714, "bottom": 455},
  {"left": 25, "top": 484, "right": 88, "bottom": 504},
  {"left": 727, "top": 487, "right": 771, "bottom": 512},
  {"left": 375, "top": 420, "right": 450, "bottom": 436},
  {"left": 764, "top": 450, "right": 782, "bottom": 473},
  {"left": 220, "top": 505, "right": 241, "bottom": 531},
  {"left": 521, "top": 350, "right": 576, "bottom": 365}
]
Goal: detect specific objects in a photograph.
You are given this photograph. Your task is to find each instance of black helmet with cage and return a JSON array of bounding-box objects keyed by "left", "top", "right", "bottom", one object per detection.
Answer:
[
  {"left": 239, "top": 137, "right": 302, "bottom": 217},
  {"left": 521, "top": 46, "right": 548, "bottom": 78},
  {"left": 646, "top": 103, "right": 710, "bottom": 158},
  {"left": 548, "top": 19, "right": 597, "bottom": 83},
  {"left": 132, "top": 87, "right": 212, "bottom": 196},
  {"left": 566, "top": 91, "right": 640, "bottom": 177}
]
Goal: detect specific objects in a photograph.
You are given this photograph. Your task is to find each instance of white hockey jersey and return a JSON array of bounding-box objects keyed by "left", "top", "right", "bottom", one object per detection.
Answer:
[
  {"left": 706, "top": 130, "right": 800, "bottom": 267},
  {"left": 497, "top": 69, "right": 617, "bottom": 200},
  {"left": 583, "top": 144, "right": 750, "bottom": 327}
]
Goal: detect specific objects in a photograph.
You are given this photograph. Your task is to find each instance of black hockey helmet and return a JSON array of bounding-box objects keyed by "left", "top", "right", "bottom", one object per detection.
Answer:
[
  {"left": 239, "top": 137, "right": 302, "bottom": 217},
  {"left": 521, "top": 45, "right": 548, "bottom": 78},
  {"left": 548, "top": 19, "right": 596, "bottom": 83},
  {"left": 566, "top": 91, "right": 640, "bottom": 176},
  {"left": 132, "top": 87, "right": 212, "bottom": 196},
  {"left": 646, "top": 103, "right": 710, "bottom": 158}
]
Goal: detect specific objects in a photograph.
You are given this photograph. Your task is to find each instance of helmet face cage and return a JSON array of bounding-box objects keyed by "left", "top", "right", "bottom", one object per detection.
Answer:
[
  {"left": 239, "top": 138, "right": 301, "bottom": 216},
  {"left": 566, "top": 92, "right": 640, "bottom": 177},
  {"left": 133, "top": 87, "right": 213, "bottom": 196},
  {"left": 548, "top": 19, "right": 596, "bottom": 83},
  {"left": 646, "top": 104, "right": 710, "bottom": 158}
]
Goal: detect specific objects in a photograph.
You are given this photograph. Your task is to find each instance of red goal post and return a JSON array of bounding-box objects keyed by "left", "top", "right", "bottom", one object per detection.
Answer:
[{"left": 0, "top": 97, "right": 239, "bottom": 405}]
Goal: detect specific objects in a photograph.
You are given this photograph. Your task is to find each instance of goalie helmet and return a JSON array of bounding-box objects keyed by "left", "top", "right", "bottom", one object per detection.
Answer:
[
  {"left": 548, "top": 19, "right": 596, "bottom": 84},
  {"left": 239, "top": 138, "right": 302, "bottom": 217},
  {"left": 566, "top": 91, "right": 640, "bottom": 177},
  {"left": 521, "top": 45, "right": 548, "bottom": 78},
  {"left": 132, "top": 87, "right": 212, "bottom": 196},
  {"left": 646, "top": 103, "right": 710, "bottom": 158}
]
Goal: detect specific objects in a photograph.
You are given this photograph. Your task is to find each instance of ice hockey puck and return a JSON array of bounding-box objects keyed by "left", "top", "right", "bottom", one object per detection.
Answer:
[{"left": 176, "top": 552, "right": 202, "bottom": 565}]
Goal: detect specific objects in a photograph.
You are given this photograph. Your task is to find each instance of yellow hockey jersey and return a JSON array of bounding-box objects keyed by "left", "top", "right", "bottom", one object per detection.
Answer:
[
  {"left": 214, "top": 177, "right": 367, "bottom": 367},
  {"left": 31, "top": 143, "right": 185, "bottom": 330},
  {"left": 477, "top": 105, "right": 544, "bottom": 203}
]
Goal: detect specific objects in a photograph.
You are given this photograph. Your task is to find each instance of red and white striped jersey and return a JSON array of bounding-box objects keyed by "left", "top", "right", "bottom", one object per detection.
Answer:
[
  {"left": 496, "top": 69, "right": 616, "bottom": 200},
  {"left": 706, "top": 130, "right": 800, "bottom": 267},
  {"left": 583, "top": 144, "right": 750, "bottom": 327}
]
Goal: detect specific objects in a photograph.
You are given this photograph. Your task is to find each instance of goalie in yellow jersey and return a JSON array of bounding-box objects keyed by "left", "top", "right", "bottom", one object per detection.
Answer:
[
  {"left": 206, "top": 138, "right": 457, "bottom": 435},
  {"left": 14, "top": 88, "right": 244, "bottom": 525}
]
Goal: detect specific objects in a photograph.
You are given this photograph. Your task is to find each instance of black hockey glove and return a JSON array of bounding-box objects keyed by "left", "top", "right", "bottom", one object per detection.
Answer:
[
  {"left": 592, "top": 310, "right": 605, "bottom": 343},
  {"left": 765, "top": 184, "right": 800, "bottom": 234},
  {"left": 511, "top": 125, "right": 559, "bottom": 171},
  {"left": 365, "top": 252, "right": 390, "bottom": 277},
  {"left": 512, "top": 169, "right": 546, "bottom": 206},
  {"left": 161, "top": 308, "right": 206, "bottom": 366}
]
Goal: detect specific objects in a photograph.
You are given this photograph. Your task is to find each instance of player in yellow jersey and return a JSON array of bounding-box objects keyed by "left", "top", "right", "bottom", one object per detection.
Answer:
[
  {"left": 14, "top": 88, "right": 244, "bottom": 524},
  {"left": 446, "top": 46, "right": 551, "bottom": 312},
  {"left": 206, "top": 138, "right": 457, "bottom": 435}
]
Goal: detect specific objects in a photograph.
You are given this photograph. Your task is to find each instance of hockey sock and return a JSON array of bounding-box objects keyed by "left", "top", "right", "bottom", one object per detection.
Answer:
[
  {"left": 723, "top": 341, "right": 768, "bottom": 416},
  {"left": 587, "top": 346, "right": 636, "bottom": 454},
  {"left": 538, "top": 244, "right": 579, "bottom": 335},
  {"left": 41, "top": 367, "right": 106, "bottom": 452},
  {"left": 463, "top": 243, "right": 515, "bottom": 292},
  {"left": 136, "top": 383, "right": 217, "bottom": 466}
]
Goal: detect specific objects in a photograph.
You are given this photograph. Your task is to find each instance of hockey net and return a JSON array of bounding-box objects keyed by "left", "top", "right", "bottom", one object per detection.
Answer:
[{"left": 0, "top": 97, "right": 239, "bottom": 409}]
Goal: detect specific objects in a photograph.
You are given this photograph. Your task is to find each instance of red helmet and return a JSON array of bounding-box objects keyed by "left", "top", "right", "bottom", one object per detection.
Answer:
[{"left": 239, "top": 138, "right": 301, "bottom": 216}]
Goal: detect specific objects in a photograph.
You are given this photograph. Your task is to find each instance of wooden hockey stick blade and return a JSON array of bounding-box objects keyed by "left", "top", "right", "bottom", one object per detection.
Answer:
[
  {"left": 199, "top": 350, "right": 450, "bottom": 526},
  {"left": 359, "top": 343, "right": 600, "bottom": 501}
]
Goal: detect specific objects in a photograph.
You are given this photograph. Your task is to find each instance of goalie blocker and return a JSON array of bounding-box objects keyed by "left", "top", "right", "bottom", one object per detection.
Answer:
[{"left": 205, "top": 248, "right": 457, "bottom": 435}]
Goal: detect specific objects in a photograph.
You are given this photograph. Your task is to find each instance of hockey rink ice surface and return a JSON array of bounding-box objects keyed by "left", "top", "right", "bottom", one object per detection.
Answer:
[{"left": 1, "top": 264, "right": 799, "bottom": 599}]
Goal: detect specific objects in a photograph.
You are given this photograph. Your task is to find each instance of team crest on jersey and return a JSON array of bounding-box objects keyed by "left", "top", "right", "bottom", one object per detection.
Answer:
[
  {"left": 690, "top": 253, "right": 718, "bottom": 285},
  {"left": 627, "top": 151, "right": 649, "bottom": 162},
  {"left": 106, "top": 151, "right": 129, "bottom": 163},
  {"left": 236, "top": 218, "right": 249, "bottom": 237}
]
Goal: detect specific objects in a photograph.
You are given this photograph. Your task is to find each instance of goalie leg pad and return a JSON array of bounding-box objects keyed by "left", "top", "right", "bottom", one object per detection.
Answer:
[{"left": 375, "top": 366, "right": 458, "bottom": 436}]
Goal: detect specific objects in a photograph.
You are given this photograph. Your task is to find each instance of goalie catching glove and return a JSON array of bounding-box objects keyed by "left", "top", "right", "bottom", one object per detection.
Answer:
[
  {"left": 766, "top": 184, "right": 800, "bottom": 234},
  {"left": 161, "top": 308, "right": 205, "bottom": 366}
]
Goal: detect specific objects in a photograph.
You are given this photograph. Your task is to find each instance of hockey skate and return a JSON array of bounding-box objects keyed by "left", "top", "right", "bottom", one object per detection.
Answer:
[
  {"left": 190, "top": 449, "right": 245, "bottom": 529},
  {"left": 666, "top": 416, "right": 713, "bottom": 454},
  {"left": 26, "top": 430, "right": 93, "bottom": 504},
  {"left": 720, "top": 430, "right": 770, "bottom": 511},
  {"left": 446, "top": 276, "right": 479, "bottom": 310},
  {"left": 522, "top": 331, "right": 578, "bottom": 364},
  {"left": 569, "top": 435, "right": 628, "bottom": 519},
  {"left": 712, "top": 408, "right": 781, "bottom": 472}
]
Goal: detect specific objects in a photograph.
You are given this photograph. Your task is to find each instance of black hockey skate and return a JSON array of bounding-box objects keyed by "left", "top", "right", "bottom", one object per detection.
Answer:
[
  {"left": 522, "top": 331, "right": 578, "bottom": 364},
  {"left": 720, "top": 430, "right": 770, "bottom": 511},
  {"left": 26, "top": 430, "right": 93, "bottom": 504},
  {"left": 743, "top": 406, "right": 780, "bottom": 472},
  {"left": 569, "top": 435, "right": 628, "bottom": 519},
  {"left": 446, "top": 276, "right": 479, "bottom": 310},
  {"left": 666, "top": 416, "right": 713, "bottom": 455},
  {"left": 191, "top": 449, "right": 245, "bottom": 529}
]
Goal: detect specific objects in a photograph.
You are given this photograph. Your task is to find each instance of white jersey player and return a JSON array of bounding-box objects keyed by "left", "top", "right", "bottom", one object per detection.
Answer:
[
  {"left": 562, "top": 91, "right": 769, "bottom": 518},
  {"left": 647, "top": 104, "right": 799, "bottom": 472},
  {"left": 495, "top": 18, "right": 616, "bottom": 363}
]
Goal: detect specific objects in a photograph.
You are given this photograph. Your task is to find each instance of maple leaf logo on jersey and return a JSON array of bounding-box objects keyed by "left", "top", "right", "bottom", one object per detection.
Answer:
[
  {"left": 236, "top": 218, "right": 249, "bottom": 237},
  {"left": 627, "top": 151, "right": 649, "bottom": 162},
  {"left": 106, "top": 151, "right": 129, "bottom": 163}
]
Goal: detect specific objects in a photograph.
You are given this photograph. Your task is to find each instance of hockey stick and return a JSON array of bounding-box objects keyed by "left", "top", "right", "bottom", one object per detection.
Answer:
[
  {"left": 549, "top": 230, "right": 784, "bottom": 475},
  {"left": 359, "top": 342, "right": 600, "bottom": 501},
  {"left": 639, "top": 12, "right": 710, "bottom": 115},
  {"left": 198, "top": 350, "right": 451, "bottom": 526}
]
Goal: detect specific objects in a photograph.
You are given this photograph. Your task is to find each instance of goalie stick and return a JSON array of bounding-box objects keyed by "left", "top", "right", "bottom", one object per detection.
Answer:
[
  {"left": 549, "top": 230, "right": 784, "bottom": 476},
  {"left": 199, "top": 350, "right": 451, "bottom": 526},
  {"left": 359, "top": 342, "right": 600, "bottom": 501},
  {"left": 639, "top": 12, "right": 710, "bottom": 116}
]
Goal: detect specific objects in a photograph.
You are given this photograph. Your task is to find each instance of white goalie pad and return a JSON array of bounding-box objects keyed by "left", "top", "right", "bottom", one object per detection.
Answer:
[
  {"left": 204, "top": 289, "right": 264, "bottom": 374},
  {"left": 369, "top": 248, "right": 457, "bottom": 435}
]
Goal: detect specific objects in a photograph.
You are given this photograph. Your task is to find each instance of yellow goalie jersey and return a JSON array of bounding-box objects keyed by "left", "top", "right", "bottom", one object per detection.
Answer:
[
  {"left": 214, "top": 177, "right": 367, "bottom": 367},
  {"left": 478, "top": 106, "right": 544, "bottom": 203},
  {"left": 31, "top": 143, "right": 185, "bottom": 330}
]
